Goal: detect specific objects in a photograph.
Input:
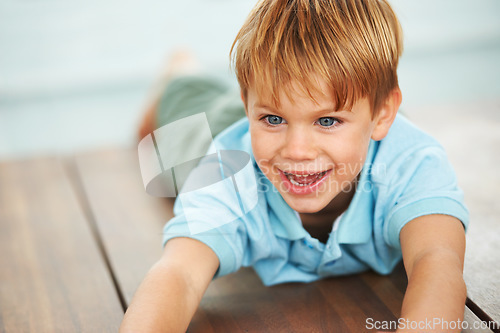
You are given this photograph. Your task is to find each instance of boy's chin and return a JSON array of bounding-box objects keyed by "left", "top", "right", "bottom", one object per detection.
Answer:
[{"left": 281, "top": 194, "right": 331, "bottom": 214}]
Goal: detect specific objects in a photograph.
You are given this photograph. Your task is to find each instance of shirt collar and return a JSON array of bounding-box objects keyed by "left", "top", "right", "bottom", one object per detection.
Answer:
[{"left": 264, "top": 183, "right": 307, "bottom": 240}]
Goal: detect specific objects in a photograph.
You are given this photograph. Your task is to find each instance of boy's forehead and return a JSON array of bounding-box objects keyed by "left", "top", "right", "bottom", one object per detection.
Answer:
[
  {"left": 248, "top": 76, "right": 332, "bottom": 109},
  {"left": 247, "top": 81, "right": 367, "bottom": 115}
]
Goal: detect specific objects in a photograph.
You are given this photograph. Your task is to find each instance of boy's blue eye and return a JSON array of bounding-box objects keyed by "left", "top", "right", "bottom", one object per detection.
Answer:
[
  {"left": 265, "top": 115, "right": 283, "bottom": 125},
  {"left": 318, "top": 117, "right": 338, "bottom": 127}
]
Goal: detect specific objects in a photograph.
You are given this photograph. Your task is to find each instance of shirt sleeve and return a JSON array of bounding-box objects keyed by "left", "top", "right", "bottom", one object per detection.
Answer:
[
  {"left": 383, "top": 145, "right": 469, "bottom": 249},
  {"left": 162, "top": 173, "right": 249, "bottom": 278}
]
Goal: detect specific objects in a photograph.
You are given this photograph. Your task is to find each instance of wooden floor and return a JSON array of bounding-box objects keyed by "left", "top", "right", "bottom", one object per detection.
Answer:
[{"left": 0, "top": 148, "right": 498, "bottom": 332}]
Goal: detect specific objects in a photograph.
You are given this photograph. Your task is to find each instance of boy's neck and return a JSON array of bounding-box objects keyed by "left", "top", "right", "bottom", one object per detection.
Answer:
[{"left": 299, "top": 174, "right": 359, "bottom": 243}]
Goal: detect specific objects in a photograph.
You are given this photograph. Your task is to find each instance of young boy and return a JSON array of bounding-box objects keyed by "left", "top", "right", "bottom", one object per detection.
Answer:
[{"left": 122, "top": 0, "right": 469, "bottom": 332}]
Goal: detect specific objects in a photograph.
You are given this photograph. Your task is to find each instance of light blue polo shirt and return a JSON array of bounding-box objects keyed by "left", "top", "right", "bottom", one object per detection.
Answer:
[{"left": 162, "top": 114, "right": 469, "bottom": 286}]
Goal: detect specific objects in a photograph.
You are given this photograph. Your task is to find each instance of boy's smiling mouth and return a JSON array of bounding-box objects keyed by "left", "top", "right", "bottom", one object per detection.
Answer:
[{"left": 279, "top": 169, "right": 332, "bottom": 194}]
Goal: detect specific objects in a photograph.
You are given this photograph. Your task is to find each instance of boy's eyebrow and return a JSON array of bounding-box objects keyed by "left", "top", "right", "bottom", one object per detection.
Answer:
[
  {"left": 310, "top": 108, "right": 351, "bottom": 115},
  {"left": 253, "top": 103, "right": 277, "bottom": 111},
  {"left": 254, "top": 103, "right": 350, "bottom": 115}
]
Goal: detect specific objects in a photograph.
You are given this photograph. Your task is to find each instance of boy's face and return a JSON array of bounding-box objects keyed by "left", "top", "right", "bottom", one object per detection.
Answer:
[{"left": 245, "top": 78, "right": 396, "bottom": 214}]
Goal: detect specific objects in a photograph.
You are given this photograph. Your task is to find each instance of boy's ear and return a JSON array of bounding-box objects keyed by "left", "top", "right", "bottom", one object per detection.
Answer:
[{"left": 371, "top": 88, "right": 402, "bottom": 141}]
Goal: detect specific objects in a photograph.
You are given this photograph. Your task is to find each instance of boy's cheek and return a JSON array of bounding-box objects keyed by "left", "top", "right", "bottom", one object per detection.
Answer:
[{"left": 250, "top": 129, "right": 273, "bottom": 155}]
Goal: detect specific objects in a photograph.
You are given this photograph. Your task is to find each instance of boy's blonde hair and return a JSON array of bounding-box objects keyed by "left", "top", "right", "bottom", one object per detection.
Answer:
[{"left": 230, "top": 0, "right": 403, "bottom": 116}]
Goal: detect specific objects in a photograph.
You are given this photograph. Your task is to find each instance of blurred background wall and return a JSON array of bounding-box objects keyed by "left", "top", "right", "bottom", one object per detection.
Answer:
[{"left": 1, "top": 0, "right": 499, "bottom": 159}]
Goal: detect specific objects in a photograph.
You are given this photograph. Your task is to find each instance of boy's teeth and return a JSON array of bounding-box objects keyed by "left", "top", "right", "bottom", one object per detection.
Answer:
[
  {"left": 290, "top": 178, "right": 311, "bottom": 186},
  {"left": 284, "top": 171, "right": 327, "bottom": 186}
]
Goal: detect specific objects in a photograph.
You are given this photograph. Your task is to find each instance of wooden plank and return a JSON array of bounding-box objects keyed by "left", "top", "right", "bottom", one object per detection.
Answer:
[
  {"left": 406, "top": 100, "right": 500, "bottom": 327},
  {"left": 0, "top": 157, "right": 123, "bottom": 332},
  {"left": 73, "top": 149, "right": 174, "bottom": 304}
]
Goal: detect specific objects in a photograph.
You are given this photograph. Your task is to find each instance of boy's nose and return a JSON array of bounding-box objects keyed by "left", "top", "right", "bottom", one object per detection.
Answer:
[{"left": 280, "top": 128, "right": 318, "bottom": 162}]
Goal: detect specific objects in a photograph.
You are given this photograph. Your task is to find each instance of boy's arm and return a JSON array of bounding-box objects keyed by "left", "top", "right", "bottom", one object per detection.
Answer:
[
  {"left": 397, "top": 214, "right": 467, "bottom": 333},
  {"left": 119, "top": 237, "right": 219, "bottom": 333}
]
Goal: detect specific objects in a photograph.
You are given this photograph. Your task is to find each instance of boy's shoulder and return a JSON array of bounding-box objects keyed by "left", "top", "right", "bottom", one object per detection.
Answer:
[
  {"left": 371, "top": 113, "right": 447, "bottom": 181},
  {"left": 371, "top": 113, "right": 469, "bottom": 248},
  {"left": 382, "top": 113, "right": 443, "bottom": 154}
]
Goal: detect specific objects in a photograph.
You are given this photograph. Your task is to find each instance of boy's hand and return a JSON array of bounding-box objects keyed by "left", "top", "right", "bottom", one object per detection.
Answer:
[
  {"left": 398, "top": 214, "right": 466, "bottom": 333},
  {"left": 120, "top": 237, "right": 219, "bottom": 333}
]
